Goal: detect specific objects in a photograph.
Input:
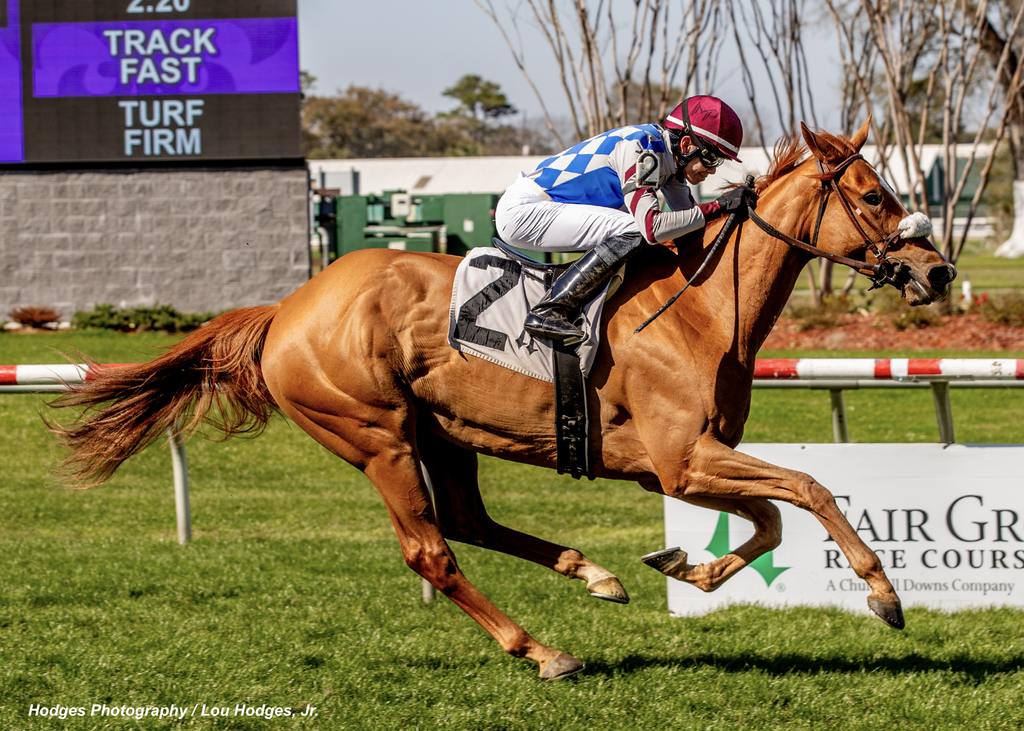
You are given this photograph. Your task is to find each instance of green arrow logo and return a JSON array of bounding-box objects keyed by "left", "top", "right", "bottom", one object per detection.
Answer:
[{"left": 705, "top": 512, "right": 790, "bottom": 587}]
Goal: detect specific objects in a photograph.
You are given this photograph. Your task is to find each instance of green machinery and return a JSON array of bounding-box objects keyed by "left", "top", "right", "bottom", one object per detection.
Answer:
[{"left": 316, "top": 190, "right": 500, "bottom": 261}]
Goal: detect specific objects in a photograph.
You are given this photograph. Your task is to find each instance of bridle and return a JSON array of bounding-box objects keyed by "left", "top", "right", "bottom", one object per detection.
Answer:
[
  {"left": 745, "top": 153, "right": 910, "bottom": 290},
  {"left": 634, "top": 153, "right": 925, "bottom": 334}
]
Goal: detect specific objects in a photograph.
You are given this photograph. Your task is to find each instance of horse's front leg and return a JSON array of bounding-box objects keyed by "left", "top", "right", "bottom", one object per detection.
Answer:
[
  {"left": 641, "top": 495, "right": 781, "bottom": 593},
  {"left": 659, "top": 434, "right": 904, "bottom": 628}
]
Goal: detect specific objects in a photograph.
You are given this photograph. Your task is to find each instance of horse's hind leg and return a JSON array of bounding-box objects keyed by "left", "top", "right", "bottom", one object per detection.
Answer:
[
  {"left": 667, "top": 434, "right": 903, "bottom": 628},
  {"left": 642, "top": 495, "right": 781, "bottom": 593},
  {"left": 282, "top": 402, "right": 583, "bottom": 680},
  {"left": 419, "top": 431, "right": 629, "bottom": 603}
]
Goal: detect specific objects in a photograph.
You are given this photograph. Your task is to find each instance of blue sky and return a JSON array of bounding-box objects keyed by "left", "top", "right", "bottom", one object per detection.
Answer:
[
  {"left": 298, "top": 0, "right": 844, "bottom": 136},
  {"left": 298, "top": 1, "right": 546, "bottom": 114}
]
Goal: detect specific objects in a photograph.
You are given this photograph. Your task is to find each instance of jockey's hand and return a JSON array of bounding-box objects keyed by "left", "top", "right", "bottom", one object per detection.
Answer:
[
  {"left": 717, "top": 186, "right": 757, "bottom": 215},
  {"left": 699, "top": 185, "right": 757, "bottom": 222}
]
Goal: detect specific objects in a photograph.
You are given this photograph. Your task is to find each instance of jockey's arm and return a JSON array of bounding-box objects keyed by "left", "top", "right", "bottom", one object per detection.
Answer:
[
  {"left": 661, "top": 179, "right": 738, "bottom": 222},
  {"left": 614, "top": 143, "right": 705, "bottom": 245}
]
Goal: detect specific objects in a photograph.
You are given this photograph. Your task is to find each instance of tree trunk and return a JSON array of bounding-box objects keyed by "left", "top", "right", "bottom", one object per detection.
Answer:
[
  {"left": 997, "top": 120, "right": 1024, "bottom": 257},
  {"left": 996, "top": 178, "right": 1024, "bottom": 256},
  {"left": 980, "top": 8, "right": 1024, "bottom": 257}
]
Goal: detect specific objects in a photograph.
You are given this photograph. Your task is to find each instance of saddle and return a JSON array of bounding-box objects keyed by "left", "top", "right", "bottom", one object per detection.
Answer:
[{"left": 448, "top": 238, "right": 620, "bottom": 479}]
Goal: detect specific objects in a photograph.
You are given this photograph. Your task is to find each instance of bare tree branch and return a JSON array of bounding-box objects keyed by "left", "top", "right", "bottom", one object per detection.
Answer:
[
  {"left": 472, "top": 0, "right": 567, "bottom": 146},
  {"left": 476, "top": 0, "right": 724, "bottom": 138}
]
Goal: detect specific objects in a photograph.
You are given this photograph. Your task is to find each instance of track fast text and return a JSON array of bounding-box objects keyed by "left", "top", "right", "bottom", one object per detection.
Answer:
[{"left": 102, "top": 27, "right": 217, "bottom": 85}]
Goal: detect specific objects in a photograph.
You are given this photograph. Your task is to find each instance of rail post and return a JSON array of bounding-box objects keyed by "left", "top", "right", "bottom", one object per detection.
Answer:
[
  {"left": 829, "top": 388, "right": 850, "bottom": 443},
  {"left": 930, "top": 381, "right": 956, "bottom": 444},
  {"left": 168, "top": 428, "right": 191, "bottom": 544},
  {"left": 419, "top": 459, "right": 437, "bottom": 604}
]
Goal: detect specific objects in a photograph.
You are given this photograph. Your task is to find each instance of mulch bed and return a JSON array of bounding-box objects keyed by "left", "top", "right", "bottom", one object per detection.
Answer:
[
  {"left": 6, "top": 315, "right": 1023, "bottom": 351},
  {"left": 763, "top": 313, "right": 1024, "bottom": 351}
]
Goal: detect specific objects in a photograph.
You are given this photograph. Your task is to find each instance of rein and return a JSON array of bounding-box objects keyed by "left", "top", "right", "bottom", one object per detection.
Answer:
[
  {"left": 633, "top": 201, "right": 745, "bottom": 334},
  {"left": 634, "top": 155, "right": 912, "bottom": 335},
  {"left": 746, "top": 153, "right": 908, "bottom": 290}
]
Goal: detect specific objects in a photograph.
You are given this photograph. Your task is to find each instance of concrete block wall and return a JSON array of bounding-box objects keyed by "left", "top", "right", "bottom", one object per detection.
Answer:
[{"left": 0, "top": 167, "right": 309, "bottom": 320}]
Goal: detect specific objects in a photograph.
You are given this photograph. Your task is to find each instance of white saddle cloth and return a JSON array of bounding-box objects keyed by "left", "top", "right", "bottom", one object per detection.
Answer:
[{"left": 448, "top": 247, "right": 615, "bottom": 382}]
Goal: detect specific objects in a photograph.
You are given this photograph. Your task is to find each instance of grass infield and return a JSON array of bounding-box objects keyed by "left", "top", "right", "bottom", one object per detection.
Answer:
[{"left": 0, "top": 332, "right": 1022, "bottom": 729}]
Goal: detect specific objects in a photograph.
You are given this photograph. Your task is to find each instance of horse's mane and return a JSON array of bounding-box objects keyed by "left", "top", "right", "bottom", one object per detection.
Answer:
[
  {"left": 753, "top": 129, "right": 859, "bottom": 194},
  {"left": 754, "top": 136, "right": 806, "bottom": 194}
]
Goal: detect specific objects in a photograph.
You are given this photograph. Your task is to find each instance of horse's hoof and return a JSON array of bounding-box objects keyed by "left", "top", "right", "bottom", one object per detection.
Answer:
[
  {"left": 640, "top": 547, "right": 688, "bottom": 575},
  {"left": 867, "top": 594, "right": 905, "bottom": 629},
  {"left": 587, "top": 576, "right": 630, "bottom": 604},
  {"left": 539, "top": 652, "right": 585, "bottom": 681}
]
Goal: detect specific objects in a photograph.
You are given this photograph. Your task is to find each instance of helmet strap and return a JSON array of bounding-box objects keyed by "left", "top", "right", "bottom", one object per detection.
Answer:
[
  {"left": 676, "top": 101, "right": 720, "bottom": 167},
  {"left": 668, "top": 126, "right": 704, "bottom": 170}
]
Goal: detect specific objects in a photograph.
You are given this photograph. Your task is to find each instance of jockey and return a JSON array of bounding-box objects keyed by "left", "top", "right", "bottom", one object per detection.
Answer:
[{"left": 495, "top": 94, "right": 754, "bottom": 343}]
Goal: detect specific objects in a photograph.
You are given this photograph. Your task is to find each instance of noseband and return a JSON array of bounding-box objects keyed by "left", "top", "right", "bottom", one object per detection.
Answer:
[{"left": 746, "top": 154, "right": 909, "bottom": 290}]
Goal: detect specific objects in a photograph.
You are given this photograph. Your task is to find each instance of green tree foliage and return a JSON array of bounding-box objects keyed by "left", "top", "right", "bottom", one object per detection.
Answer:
[
  {"left": 302, "top": 80, "right": 552, "bottom": 159},
  {"left": 440, "top": 74, "right": 520, "bottom": 150},
  {"left": 300, "top": 70, "right": 317, "bottom": 95},
  {"left": 303, "top": 86, "right": 442, "bottom": 158},
  {"left": 442, "top": 74, "right": 516, "bottom": 120}
]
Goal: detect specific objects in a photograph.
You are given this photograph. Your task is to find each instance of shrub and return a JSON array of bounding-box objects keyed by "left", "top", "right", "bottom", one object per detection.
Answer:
[
  {"left": 978, "top": 291, "right": 1024, "bottom": 327},
  {"left": 72, "top": 304, "right": 215, "bottom": 333},
  {"left": 9, "top": 306, "right": 61, "bottom": 328},
  {"left": 891, "top": 305, "right": 941, "bottom": 331},
  {"left": 866, "top": 287, "right": 906, "bottom": 315},
  {"left": 786, "top": 295, "right": 855, "bottom": 331},
  {"left": 793, "top": 310, "right": 843, "bottom": 331}
]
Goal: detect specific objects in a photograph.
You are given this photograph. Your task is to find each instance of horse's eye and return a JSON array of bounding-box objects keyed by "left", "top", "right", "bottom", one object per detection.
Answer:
[{"left": 863, "top": 191, "right": 882, "bottom": 206}]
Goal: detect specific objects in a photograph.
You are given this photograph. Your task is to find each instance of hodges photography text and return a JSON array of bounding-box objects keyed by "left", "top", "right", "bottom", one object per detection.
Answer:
[{"left": 26, "top": 702, "right": 317, "bottom": 720}]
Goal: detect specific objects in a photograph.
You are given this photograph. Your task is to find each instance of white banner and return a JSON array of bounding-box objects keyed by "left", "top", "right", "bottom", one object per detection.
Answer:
[{"left": 663, "top": 444, "right": 1024, "bottom": 615}]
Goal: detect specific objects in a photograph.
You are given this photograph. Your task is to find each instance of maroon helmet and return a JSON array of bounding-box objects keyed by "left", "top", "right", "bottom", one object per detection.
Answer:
[{"left": 665, "top": 95, "right": 743, "bottom": 163}]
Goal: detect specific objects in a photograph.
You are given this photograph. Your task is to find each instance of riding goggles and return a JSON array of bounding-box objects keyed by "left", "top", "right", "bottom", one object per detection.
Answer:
[
  {"left": 667, "top": 124, "right": 724, "bottom": 170},
  {"left": 693, "top": 138, "right": 724, "bottom": 168}
]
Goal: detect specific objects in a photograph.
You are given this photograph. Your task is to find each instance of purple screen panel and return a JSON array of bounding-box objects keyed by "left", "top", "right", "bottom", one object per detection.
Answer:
[
  {"left": 33, "top": 16, "right": 299, "bottom": 97},
  {"left": 0, "top": 0, "right": 23, "bottom": 162}
]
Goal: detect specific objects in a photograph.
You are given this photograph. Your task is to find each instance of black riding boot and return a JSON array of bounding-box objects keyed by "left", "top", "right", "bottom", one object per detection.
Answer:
[{"left": 525, "top": 232, "right": 644, "bottom": 343}]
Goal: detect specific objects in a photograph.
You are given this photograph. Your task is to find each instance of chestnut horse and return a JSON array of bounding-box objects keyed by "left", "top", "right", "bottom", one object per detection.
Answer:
[{"left": 54, "top": 122, "right": 954, "bottom": 679}]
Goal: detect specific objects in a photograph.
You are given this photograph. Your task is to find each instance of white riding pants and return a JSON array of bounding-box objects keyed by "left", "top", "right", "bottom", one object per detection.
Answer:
[{"left": 495, "top": 176, "right": 641, "bottom": 253}]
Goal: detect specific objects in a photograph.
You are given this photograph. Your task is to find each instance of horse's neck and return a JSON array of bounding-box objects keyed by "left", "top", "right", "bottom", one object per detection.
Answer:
[{"left": 692, "top": 183, "right": 813, "bottom": 366}]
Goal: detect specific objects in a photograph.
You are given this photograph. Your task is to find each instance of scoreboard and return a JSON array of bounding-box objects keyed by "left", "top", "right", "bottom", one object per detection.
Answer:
[{"left": 0, "top": 0, "right": 300, "bottom": 164}]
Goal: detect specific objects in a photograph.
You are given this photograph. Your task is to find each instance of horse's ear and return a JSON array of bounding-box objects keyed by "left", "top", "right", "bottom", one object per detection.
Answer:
[
  {"left": 800, "top": 122, "right": 846, "bottom": 165},
  {"left": 850, "top": 117, "right": 871, "bottom": 151}
]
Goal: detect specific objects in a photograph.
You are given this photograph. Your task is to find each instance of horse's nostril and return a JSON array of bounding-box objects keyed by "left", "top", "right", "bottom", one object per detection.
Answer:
[{"left": 927, "top": 264, "right": 955, "bottom": 290}]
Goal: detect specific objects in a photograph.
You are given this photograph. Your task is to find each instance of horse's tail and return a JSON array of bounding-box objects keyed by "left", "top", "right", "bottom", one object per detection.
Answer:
[{"left": 49, "top": 305, "right": 279, "bottom": 487}]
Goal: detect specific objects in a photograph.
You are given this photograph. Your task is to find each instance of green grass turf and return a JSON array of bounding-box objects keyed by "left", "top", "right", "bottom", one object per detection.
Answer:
[
  {"left": 954, "top": 252, "right": 1024, "bottom": 291},
  {"left": 0, "top": 332, "right": 1022, "bottom": 729}
]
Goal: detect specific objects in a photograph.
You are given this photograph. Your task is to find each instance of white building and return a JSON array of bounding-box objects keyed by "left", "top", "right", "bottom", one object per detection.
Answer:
[{"left": 309, "top": 143, "right": 993, "bottom": 238}]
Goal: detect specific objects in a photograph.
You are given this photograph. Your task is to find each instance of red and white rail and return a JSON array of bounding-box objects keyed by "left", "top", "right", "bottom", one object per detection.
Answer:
[
  {"left": 751, "top": 358, "right": 1024, "bottom": 444},
  {"left": 4, "top": 358, "right": 1020, "bottom": 390},
  {"left": 5, "top": 358, "right": 1020, "bottom": 390},
  {"left": 0, "top": 363, "right": 141, "bottom": 392},
  {"left": 753, "top": 358, "right": 1024, "bottom": 381}
]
